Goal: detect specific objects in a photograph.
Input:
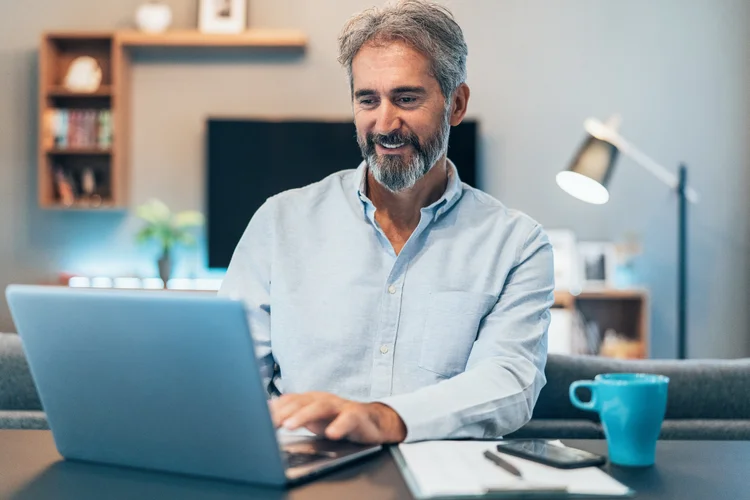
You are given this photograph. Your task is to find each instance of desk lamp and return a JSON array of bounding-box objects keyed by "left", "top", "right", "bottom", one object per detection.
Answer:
[{"left": 556, "top": 115, "right": 699, "bottom": 359}]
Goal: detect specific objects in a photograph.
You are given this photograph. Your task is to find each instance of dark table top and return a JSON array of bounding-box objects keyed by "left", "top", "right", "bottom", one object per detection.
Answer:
[{"left": 1, "top": 430, "right": 747, "bottom": 499}]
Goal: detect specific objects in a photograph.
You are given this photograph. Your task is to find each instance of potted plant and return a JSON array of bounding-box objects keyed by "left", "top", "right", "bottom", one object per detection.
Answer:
[{"left": 135, "top": 199, "right": 204, "bottom": 286}]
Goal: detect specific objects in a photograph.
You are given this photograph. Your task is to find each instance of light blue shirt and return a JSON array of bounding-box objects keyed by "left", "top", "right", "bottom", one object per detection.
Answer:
[{"left": 219, "top": 161, "right": 554, "bottom": 442}]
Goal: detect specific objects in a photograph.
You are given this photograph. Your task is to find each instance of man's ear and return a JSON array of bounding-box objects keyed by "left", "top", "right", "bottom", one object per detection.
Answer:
[{"left": 449, "top": 83, "right": 470, "bottom": 126}]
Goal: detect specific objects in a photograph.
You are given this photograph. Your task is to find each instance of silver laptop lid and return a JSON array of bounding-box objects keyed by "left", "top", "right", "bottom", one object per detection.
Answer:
[{"left": 5, "top": 285, "right": 288, "bottom": 485}]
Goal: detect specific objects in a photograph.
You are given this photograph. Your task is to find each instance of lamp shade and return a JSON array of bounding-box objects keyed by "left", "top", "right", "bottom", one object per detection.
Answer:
[{"left": 556, "top": 134, "right": 619, "bottom": 205}]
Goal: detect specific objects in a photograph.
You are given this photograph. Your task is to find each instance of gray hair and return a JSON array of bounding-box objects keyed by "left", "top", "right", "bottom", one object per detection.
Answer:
[{"left": 337, "top": 0, "right": 468, "bottom": 101}]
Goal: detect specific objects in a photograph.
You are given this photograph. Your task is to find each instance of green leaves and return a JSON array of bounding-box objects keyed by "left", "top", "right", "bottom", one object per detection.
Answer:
[
  {"left": 134, "top": 198, "right": 204, "bottom": 252},
  {"left": 136, "top": 199, "right": 171, "bottom": 224},
  {"left": 174, "top": 210, "right": 204, "bottom": 228}
]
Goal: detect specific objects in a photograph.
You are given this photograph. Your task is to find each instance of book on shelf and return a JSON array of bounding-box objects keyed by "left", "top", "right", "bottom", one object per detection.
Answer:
[{"left": 43, "top": 108, "right": 113, "bottom": 151}]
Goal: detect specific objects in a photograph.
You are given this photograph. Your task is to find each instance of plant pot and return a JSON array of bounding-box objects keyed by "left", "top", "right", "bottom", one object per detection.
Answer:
[{"left": 158, "top": 252, "right": 172, "bottom": 288}]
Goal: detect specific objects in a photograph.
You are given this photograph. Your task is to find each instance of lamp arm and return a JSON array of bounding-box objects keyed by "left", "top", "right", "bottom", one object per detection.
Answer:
[
  {"left": 613, "top": 134, "right": 699, "bottom": 203},
  {"left": 585, "top": 118, "right": 700, "bottom": 203}
]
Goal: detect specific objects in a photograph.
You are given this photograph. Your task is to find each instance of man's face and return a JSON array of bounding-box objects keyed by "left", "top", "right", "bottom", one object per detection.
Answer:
[{"left": 351, "top": 40, "right": 451, "bottom": 192}]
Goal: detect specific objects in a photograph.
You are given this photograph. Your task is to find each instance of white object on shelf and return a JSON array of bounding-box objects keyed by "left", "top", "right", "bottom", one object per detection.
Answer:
[
  {"left": 578, "top": 241, "right": 617, "bottom": 289},
  {"left": 90, "top": 277, "right": 114, "bottom": 288},
  {"left": 142, "top": 278, "right": 166, "bottom": 289},
  {"left": 63, "top": 56, "right": 102, "bottom": 93},
  {"left": 68, "top": 277, "right": 91, "bottom": 288},
  {"left": 548, "top": 309, "right": 573, "bottom": 355},
  {"left": 199, "top": 0, "right": 247, "bottom": 34},
  {"left": 67, "top": 276, "right": 223, "bottom": 291},
  {"left": 546, "top": 229, "right": 582, "bottom": 293},
  {"left": 135, "top": 1, "right": 173, "bottom": 33}
]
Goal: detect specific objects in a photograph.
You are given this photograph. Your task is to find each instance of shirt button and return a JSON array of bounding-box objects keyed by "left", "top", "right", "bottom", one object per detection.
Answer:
[
  {"left": 380, "top": 345, "right": 389, "bottom": 354},
  {"left": 387, "top": 285, "right": 397, "bottom": 294}
]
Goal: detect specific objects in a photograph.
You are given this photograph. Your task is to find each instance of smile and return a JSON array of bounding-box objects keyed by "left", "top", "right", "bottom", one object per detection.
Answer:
[{"left": 380, "top": 142, "right": 405, "bottom": 149}]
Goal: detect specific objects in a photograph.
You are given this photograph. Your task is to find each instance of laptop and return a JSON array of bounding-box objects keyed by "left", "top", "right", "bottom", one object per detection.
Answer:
[{"left": 5, "top": 284, "right": 381, "bottom": 486}]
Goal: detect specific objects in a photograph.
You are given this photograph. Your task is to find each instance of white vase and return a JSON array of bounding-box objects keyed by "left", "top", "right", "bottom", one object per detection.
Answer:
[{"left": 135, "top": 1, "right": 173, "bottom": 33}]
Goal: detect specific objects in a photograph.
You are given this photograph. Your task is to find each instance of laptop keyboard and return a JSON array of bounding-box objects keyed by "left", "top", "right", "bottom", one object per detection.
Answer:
[{"left": 281, "top": 451, "right": 334, "bottom": 468}]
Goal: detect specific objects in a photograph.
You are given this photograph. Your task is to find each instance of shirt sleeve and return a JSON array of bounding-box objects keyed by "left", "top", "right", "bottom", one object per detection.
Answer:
[
  {"left": 377, "top": 224, "right": 554, "bottom": 442},
  {"left": 217, "top": 200, "right": 276, "bottom": 397}
]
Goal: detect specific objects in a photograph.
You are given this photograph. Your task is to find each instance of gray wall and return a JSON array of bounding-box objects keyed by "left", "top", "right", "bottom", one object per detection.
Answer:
[{"left": 0, "top": 0, "right": 748, "bottom": 358}]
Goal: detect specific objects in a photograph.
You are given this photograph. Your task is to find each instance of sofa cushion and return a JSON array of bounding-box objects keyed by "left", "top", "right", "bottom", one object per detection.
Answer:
[
  {"left": 535, "top": 354, "right": 750, "bottom": 421},
  {"left": 506, "top": 419, "right": 604, "bottom": 440},
  {"left": 0, "top": 333, "right": 42, "bottom": 410}
]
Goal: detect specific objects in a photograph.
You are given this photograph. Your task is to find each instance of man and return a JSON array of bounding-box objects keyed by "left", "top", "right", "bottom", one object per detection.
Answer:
[{"left": 219, "top": 0, "right": 554, "bottom": 445}]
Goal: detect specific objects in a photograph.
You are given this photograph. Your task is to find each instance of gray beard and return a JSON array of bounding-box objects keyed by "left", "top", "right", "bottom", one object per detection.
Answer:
[{"left": 360, "top": 108, "right": 452, "bottom": 193}]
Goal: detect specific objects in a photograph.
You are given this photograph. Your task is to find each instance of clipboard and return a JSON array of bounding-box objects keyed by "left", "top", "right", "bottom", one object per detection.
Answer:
[{"left": 391, "top": 440, "right": 635, "bottom": 499}]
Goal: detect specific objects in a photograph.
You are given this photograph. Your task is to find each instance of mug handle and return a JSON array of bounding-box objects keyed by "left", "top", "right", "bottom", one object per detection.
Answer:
[{"left": 569, "top": 380, "right": 599, "bottom": 412}]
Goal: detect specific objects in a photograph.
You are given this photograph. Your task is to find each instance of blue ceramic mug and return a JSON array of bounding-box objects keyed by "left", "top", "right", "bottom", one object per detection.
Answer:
[{"left": 569, "top": 373, "right": 669, "bottom": 467}]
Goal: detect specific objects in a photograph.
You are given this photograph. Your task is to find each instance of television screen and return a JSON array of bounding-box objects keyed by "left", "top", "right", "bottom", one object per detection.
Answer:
[{"left": 206, "top": 118, "right": 478, "bottom": 269}]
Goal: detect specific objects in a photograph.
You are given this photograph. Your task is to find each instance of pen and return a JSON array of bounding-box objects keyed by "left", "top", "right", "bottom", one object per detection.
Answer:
[{"left": 483, "top": 450, "right": 523, "bottom": 478}]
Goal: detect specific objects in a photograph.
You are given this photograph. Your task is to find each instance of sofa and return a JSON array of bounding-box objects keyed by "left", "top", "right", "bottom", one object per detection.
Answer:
[
  {"left": 2, "top": 331, "right": 750, "bottom": 439},
  {"left": 0, "top": 333, "right": 45, "bottom": 429},
  {"left": 509, "top": 354, "right": 750, "bottom": 440}
]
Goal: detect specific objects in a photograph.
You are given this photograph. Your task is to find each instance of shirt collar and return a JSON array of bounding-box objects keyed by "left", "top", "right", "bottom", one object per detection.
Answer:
[{"left": 355, "top": 160, "right": 464, "bottom": 221}]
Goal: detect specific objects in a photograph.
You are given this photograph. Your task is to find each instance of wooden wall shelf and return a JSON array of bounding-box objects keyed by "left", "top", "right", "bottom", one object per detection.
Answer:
[
  {"left": 47, "top": 85, "right": 113, "bottom": 97},
  {"left": 46, "top": 148, "right": 111, "bottom": 155},
  {"left": 553, "top": 289, "right": 650, "bottom": 359},
  {"left": 115, "top": 29, "right": 308, "bottom": 48},
  {"left": 37, "top": 29, "right": 307, "bottom": 209},
  {"left": 45, "top": 203, "right": 122, "bottom": 211}
]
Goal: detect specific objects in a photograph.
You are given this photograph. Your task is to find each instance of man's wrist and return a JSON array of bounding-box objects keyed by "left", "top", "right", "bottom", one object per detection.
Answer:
[{"left": 369, "top": 402, "right": 407, "bottom": 443}]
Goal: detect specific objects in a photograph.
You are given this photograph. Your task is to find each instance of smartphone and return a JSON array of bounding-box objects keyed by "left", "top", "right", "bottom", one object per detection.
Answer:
[{"left": 495, "top": 439, "right": 606, "bottom": 469}]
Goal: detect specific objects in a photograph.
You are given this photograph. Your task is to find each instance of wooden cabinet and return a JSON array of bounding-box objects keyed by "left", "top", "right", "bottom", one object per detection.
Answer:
[
  {"left": 38, "top": 32, "right": 118, "bottom": 209},
  {"left": 553, "top": 289, "right": 649, "bottom": 359},
  {"left": 38, "top": 30, "right": 307, "bottom": 209}
]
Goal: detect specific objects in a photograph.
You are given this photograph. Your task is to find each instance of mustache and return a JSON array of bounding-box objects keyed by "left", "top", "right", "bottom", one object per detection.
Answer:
[{"left": 363, "top": 130, "right": 422, "bottom": 155}]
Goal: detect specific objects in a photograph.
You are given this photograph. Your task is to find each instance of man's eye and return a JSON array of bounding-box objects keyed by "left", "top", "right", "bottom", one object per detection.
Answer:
[
  {"left": 398, "top": 96, "right": 419, "bottom": 105},
  {"left": 359, "top": 99, "right": 376, "bottom": 106}
]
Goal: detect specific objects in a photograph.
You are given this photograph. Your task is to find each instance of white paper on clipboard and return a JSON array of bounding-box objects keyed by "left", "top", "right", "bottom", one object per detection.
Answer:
[{"left": 393, "top": 440, "right": 633, "bottom": 499}]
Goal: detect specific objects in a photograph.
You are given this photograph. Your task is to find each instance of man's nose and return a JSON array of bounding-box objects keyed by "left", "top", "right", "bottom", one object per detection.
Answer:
[{"left": 374, "top": 101, "right": 403, "bottom": 135}]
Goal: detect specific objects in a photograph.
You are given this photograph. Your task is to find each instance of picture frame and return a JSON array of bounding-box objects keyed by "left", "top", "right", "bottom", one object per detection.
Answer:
[
  {"left": 577, "top": 241, "right": 617, "bottom": 289},
  {"left": 546, "top": 229, "right": 582, "bottom": 293},
  {"left": 198, "top": 0, "right": 247, "bottom": 34}
]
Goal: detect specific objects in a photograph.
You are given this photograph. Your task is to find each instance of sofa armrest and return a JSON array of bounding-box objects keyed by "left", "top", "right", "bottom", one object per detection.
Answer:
[
  {"left": 0, "top": 411, "right": 48, "bottom": 430},
  {"left": 0, "top": 333, "right": 42, "bottom": 411}
]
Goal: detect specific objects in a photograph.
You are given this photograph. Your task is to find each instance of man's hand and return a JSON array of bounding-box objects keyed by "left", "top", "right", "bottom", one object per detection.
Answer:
[{"left": 269, "top": 392, "right": 407, "bottom": 444}]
